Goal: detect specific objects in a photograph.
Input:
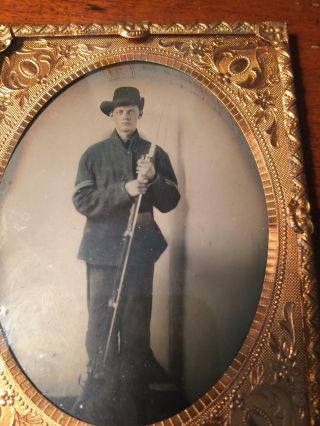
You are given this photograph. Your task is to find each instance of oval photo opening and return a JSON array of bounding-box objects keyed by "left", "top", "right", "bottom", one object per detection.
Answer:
[{"left": 0, "top": 62, "right": 268, "bottom": 424}]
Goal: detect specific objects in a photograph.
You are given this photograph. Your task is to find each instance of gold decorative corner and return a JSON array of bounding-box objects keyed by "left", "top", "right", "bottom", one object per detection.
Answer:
[
  {"left": 0, "top": 39, "right": 110, "bottom": 128},
  {"left": 118, "top": 21, "right": 151, "bottom": 39},
  {"left": 0, "top": 26, "right": 13, "bottom": 53},
  {"left": 158, "top": 36, "right": 281, "bottom": 148},
  {"left": 258, "top": 22, "right": 288, "bottom": 46}
]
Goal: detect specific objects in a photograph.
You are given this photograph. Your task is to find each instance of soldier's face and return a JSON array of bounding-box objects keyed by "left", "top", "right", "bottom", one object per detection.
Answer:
[{"left": 111, "top": 105, "right": 142, "bottom": 136}]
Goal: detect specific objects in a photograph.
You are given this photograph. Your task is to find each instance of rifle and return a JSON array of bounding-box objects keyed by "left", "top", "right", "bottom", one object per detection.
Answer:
[
  {"left": 70, "top": 143, "right": 157, "bottom": 421},
  {"left": 97, "top": 141, "right": 157, "bottom": 374}
]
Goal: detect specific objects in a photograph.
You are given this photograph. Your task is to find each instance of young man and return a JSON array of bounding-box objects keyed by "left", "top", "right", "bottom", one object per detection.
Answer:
[{"left": 72, "top": 87, "right": 180, "bottom": 425}]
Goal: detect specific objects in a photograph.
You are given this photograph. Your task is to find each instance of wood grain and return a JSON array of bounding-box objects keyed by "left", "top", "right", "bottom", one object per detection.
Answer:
[{"left": 1, "top": 0, "right": 319, "bottom": 259}]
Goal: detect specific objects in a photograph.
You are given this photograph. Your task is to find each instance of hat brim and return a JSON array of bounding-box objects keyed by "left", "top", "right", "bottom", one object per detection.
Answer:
[{"left": 100, "top": 98, "right": 145, "bottom": 116}]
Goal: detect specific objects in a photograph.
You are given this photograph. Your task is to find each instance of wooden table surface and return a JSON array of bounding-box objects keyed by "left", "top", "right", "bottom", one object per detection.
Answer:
[{"left": 1, "top": 0, "right": 320, "bottom": 263}]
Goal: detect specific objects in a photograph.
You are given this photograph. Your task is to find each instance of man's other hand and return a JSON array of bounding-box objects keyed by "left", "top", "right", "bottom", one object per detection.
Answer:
[
  {"left": 125, "top": 178, "right": 148, "bottom": 197},
  {"left": 136, "top": 158, "right": 156, "bottom": 182}
]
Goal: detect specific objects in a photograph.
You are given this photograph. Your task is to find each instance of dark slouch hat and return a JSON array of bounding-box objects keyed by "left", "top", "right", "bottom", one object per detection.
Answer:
[{"left": 100, "top": 87, "right": 145, "bottom": 116}]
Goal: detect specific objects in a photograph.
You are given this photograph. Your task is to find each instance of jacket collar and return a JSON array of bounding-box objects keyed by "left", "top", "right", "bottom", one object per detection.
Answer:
[
  {"left": 110, "top": 129, "right": 139, "bottom": 151},
  {"left": 110, "top": 129, "right": 147, "bottom": 155}
]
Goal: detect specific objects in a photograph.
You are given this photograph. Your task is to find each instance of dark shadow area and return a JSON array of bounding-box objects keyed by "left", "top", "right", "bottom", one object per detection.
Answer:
[
  {"left": 51, "top": 358, "right": 189, "bottom": 425},
  {"left": 182, "top": 295, "right": 222, "bottom": 401},
  {"left": 169, "top": 124, "right": 188, "bottom": 389}
]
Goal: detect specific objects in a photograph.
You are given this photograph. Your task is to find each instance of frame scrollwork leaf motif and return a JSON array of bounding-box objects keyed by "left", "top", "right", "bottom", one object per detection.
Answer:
[
  {"left": 158, "top": 37, "right": 280, "bottom": 149},
  {"left": 2, "top": 40, "right": 57, "bottom": 90},
  {"left": 0, "top": 40, "right": 62, "bottom": 114},
  {"left": 212, "top": 41, "right": 272, "bottom": 89},
  {"left": 0, "top": 40, "right": 110, "bottom": 120},
  {"left": 230, "top": 303, "right": 306, "bottom": 425},
  {"left": 270, "top": 303, "right": 299, "bottom": 385},
  {"left": 53, "top": 42, "right": 110, "bottom": 70},
  {"left": 158, "top": 39, "right": 216, "bottom": 69},
  {"left": 254, "top": 90, "right": 279, "bottom": 147},
  {"left": 211, "top": 41, "right": 280, "bottom": 147}
]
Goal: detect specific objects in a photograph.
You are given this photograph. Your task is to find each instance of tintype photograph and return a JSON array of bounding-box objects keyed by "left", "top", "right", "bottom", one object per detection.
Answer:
[
  {"left": 0, "top": 22, "right": 318, "bottom": 426},
  {"left": 0, "top": 62, "right": 267, "bottom": 425}
]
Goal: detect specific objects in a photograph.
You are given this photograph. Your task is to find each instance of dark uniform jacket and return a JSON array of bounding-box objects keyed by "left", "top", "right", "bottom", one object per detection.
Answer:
[{"left": 73, "top": 130, "right": 180, "bottom": 265}]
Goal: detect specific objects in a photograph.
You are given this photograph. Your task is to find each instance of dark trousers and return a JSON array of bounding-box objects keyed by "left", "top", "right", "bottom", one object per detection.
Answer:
[{"left": 85, "top": 262, "right": 154, "bottom": 425}]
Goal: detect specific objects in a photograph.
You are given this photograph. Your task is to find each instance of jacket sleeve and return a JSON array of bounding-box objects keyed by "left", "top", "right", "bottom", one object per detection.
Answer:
[
  {"left": 72, "top": 150, "right": 132, "bottom": 218},
  {"left": 148, "top": 148, "right": 180, "bottom": 213}
]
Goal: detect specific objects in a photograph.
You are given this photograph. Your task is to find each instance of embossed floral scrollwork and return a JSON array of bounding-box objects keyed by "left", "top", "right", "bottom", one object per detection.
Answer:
[
  {"left": 0, "top": 40, "right": 60, "bottom": 111},
  {"left": 212, "top": 41, "right": 272, "bottom": 89},
  {"left": 159, "top": 39, "right": 215, "bottom": 69},
  {"left": 254, "top": 90, "right": 275, "bottom": 110},
  {"left": 0, "top": 40, "right": 109, "bottom": 123},
  {"left": 230, "top": 303, "right": 307, "bottom": 425},
  {"left": 287, "top": 196, "right": 314, "bottom": 234},
  {"left": 158, "top": 38, "right": 280, "bottom": 149},
  {"left": 0, "top": 90, "right": 13, "bottom": 126},
  {"left": 232, "top": 386, "right": 297, "bottom": 425},
  {"left": 269, "top": 303, "right": 298, "bottom": 384},
  {"left": 1, "top": 40, "right": 108, "bottom": 91},
  {"left": 53, "top": 42, "right": 109, "bottom": 69},
  {"left": 212, "top": 41, "right": 282, "bottom": 146},
  {"left": 0, "top": 26, "right": 13, "bottom": 53},
  {"left": 2, "top": 40, "right": 56, "bottom": 87},
  {"left": 254, "top": 89, "right": 279, "bottom": 147}
]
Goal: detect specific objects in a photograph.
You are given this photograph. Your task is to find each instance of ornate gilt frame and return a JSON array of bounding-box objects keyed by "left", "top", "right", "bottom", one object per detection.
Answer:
[{"left": 0, "top": 22, "right": 319, "bottom": 426}]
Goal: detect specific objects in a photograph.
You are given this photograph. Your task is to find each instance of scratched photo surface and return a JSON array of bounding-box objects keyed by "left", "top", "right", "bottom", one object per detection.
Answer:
[{"left": 0, "top": 63, "right": 268, "bottom": 421}]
